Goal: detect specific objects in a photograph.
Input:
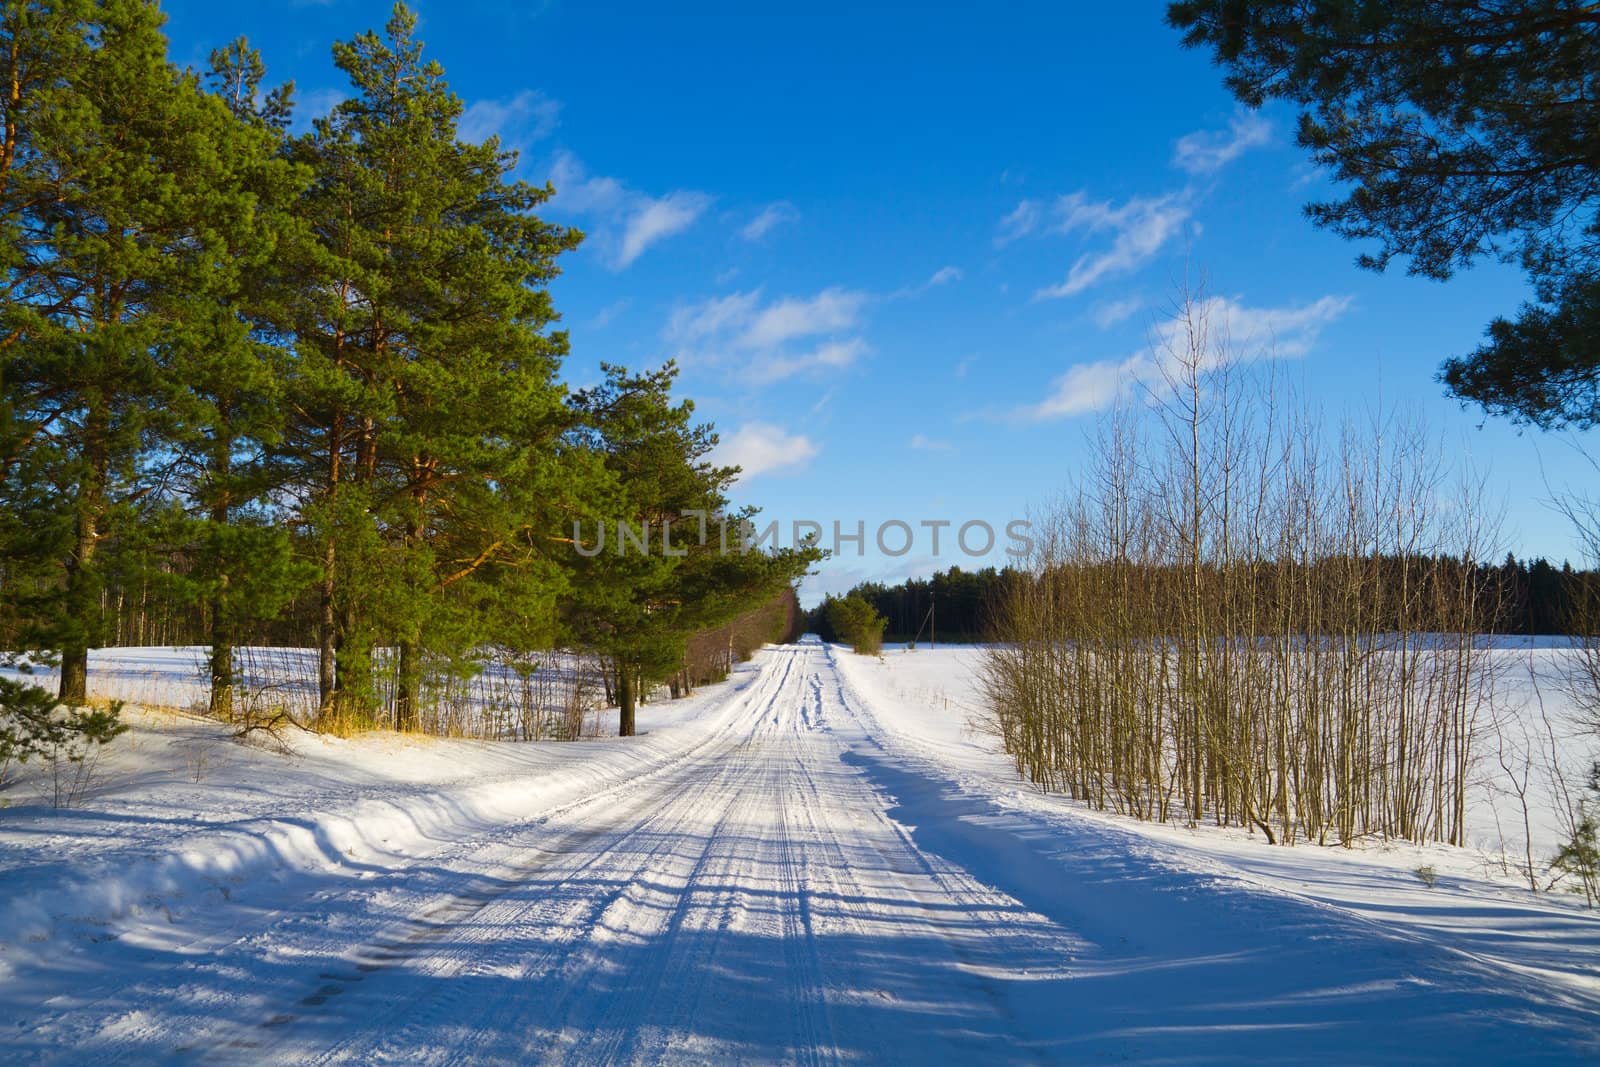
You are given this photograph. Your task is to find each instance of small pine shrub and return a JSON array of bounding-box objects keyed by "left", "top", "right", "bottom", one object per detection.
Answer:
[
  {"left": 0, "top": 678, "right": 127, "bottom": 802},
  {"left": 826, "top": 595, "right": 888, "bottom": 656},
  {"left": 1552, "top": 809, "right": 1600, "bottom": 907}
]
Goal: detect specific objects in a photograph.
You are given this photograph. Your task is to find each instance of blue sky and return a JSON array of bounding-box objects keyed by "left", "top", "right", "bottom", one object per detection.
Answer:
[{"left": 160, "top": 1, "right": 1594, "bottom": 603}]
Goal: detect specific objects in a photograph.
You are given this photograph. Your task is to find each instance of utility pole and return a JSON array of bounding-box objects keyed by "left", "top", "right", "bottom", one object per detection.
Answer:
[{"left": 930, "top": 590, "right": 936, "bottom": 647}]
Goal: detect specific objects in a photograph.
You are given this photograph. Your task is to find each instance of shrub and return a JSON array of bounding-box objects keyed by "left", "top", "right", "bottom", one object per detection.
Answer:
[
  {"left": 826, "top": 595, "right": 887, "bottom": 656},
  {"left": 0, "top": 677, "right": 128, "bottom": 793},
  {"left": 1552, "top": 807, "right": 1599, "bottom": 906}
]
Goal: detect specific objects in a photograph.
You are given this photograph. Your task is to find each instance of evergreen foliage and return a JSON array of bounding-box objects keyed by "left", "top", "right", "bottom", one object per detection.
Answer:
[
  {"left": 1, "top": 0, "right": 293, "bottom": 703},
  {"left": 0, "top": 2, "right": 818, "bottom": 739},
  {"left": 0, "top": 675, "right": 124, "bottom": 785},
  {"left": 564, "top": 363, "right": 820, "bottom": 735},
  {"left": 813, "top": 556, "right": 1600, "bottom": 643},
  {"left": 808, "top": 566, "right": 1023, "bottom": 644},
  {"left": 1168, "top": 1, "right": 1600, "bottom": 428},
  {"left": 822, "top": 594, "right": 887, "bottom": 656}
]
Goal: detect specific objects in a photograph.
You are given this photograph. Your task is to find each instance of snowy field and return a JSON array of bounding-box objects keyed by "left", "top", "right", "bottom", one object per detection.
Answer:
[
  {"left": 1, "top": 639, "right": 1597, "bottom": 1063},
  {"left": 855, "top": 638, "right": 1600, "bottom": 885},
  {"left": 1, "top": 645, "right": 615, "bottom": 740}
]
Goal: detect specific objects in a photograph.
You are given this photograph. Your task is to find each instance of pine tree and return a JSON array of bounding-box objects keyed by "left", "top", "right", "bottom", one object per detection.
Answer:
[
  {"left": 564, "top": 363, "right": 821, "bottom": 736},
  {"left": 1167, "top": 1, "right": 1600, "bottom": 428},
  {"left": 161, "top": 38, "right": 313, "bottom": 719},
  {"left": 285, "top": 3, "right": 579, "bottom": 726},
  {"left": 0, "top": 0, "right": 293, "bottom": 703}
]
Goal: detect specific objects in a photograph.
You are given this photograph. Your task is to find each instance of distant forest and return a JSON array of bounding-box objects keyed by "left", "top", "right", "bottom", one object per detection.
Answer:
[{"left": 809, "top": 555, "right": 1600, "bottom": 644}]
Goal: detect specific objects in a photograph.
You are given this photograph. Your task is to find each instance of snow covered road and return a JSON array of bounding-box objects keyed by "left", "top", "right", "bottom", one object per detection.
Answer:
[{"left": 5, "top": 640, "right": 1599, "bottom": 1063}]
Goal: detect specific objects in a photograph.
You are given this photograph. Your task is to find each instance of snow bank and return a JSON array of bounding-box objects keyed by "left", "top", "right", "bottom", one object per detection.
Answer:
[{"left": 0, "top": 656, "right": 764, "bottom": 971}]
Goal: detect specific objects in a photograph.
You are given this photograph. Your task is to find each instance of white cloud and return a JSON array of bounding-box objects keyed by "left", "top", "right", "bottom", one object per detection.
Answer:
[
  {"left": 743, "top": 289, "right": 866, "bottom": 349},
  {"left": 666, "top": 287, "right": 872, "bottom": 384},
  {"left": 1092, "top": 296, "right": 1144, "bottom": 329},
  {"left": 548, "top": 151, "right": 712, "bottom": 270},
  {"left": 1034, "top": 192, "right": 1191, "bottom": 300},
  {"left": 1026, "top": 355, "right": 1147, "bottom": 419},
  {"left": 1172, "top": 110, "right": 1273, "bottom": 175},
  {"left": 741, "top": 201, "right": 800, "bottom": 241},
  {"left": 459, "top": 89, "right": 560, "bottom": 149},
  {"left": 619, "top": 191, "right": 713, "bottom": 268},
  {"left": 1020, "top": 293, "right": 1352, "bottom": 420},
  {"left": 995, "top": 199, "right": 1042, "bottom": 246},
  {"left": 668, "top": 290, "right": 762, "bottom": 342},
  {"left": 800, "top": 555, "right": 940, "bottom": 605},
  {"left": 755, "top": 338, "right": 869, "bottom": 383},
  {"left": 910, "top": 433, "right": 953, "bottom": 452},
  {"left": 710, "top": 423, "right": 819, "bottom": 480},
  {"left": 888, "top": 265, "right": 964, "bottom": 300}
]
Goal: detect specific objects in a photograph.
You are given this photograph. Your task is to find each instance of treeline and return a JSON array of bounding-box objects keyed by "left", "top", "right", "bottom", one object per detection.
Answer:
[
  {"left": 1478, "top": 555, "right": 1597, "bottom": 636},
  {"left": 807, "top": 566, "right": 1024, "bottom": 644},
  {"left": 808, "top": 556, "right": 1598, "bottom": 650},
  {"left": 0, "top": 2, "right": 816, "bottom": 737}
]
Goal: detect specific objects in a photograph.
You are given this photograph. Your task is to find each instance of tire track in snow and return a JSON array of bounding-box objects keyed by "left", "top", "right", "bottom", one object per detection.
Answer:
[
  {"left": 70, "top": 650, "right": 802, "bottom": 1065},
  {"left": 43, "top": 643, "right": 1088, "bottom": 1065},
  {"left": 236, "top": 645, "right": 817, "bottom": 1065}
]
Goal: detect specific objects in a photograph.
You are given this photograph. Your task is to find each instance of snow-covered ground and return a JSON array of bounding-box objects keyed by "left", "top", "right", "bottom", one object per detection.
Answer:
[
  {"left": 1, "top": 645, "right": 613, "bottom": 740},
  {"left": 1, "top": 640, "right": 1597, "bottom": 1063}
]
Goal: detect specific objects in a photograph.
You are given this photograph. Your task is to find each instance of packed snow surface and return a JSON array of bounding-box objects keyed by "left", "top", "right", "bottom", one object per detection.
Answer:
[{"left": 2, "top": 640, "right": 1597, "bottom": 1063}]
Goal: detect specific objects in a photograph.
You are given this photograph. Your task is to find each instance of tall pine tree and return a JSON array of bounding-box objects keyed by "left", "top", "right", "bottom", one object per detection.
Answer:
[
  {"left": 564, "top": 363, "right": 821, "bottom": 736},
  {"left": 162, "top": 38, "right": 312, "bottom": 718},
  {"left": 285, "top": 4, "right": 579, "bottom": 726},
  {"left": 1, "top": 0, "right": 292, "bottom": 702}
]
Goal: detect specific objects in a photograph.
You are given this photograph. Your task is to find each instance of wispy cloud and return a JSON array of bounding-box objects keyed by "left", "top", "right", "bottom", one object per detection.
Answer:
[
  {"left": 459, "top": 89, "right": 561, "bottom": 151},
  {"left": 1019, "top": 293, "right": 1352, "bottom": 420},
  {"left": 549, "top": 151, "right": 712, "bottom": 270},
  {"left": 1034, "top": 192, "right": 1191, "bottom": 300},
  {"left": 741, "top": 201, "right": 800, "bottom": 241},
  {"left": 667, "top": 287, "right": 871, "bottom": 384},
  {"left": 1092, "top": 296, "right": 1144, "bottom": 329},
  {"left": 801, "top": 554, "right": 940, "bottom": 603},
  {"left": 620, "top": 192, "right": 712, "bottom": 267},
  {"left": 995, "top": 199, "right": 1042, "bottom": 246},
  {"left": 711, "top": 423, "right": 819, "bottom": 480},
  {"left": 890, "top": 265, "right": 964, "bottom": 300},
  {"left": 590, "top": 299, "right": 630, "bottom": 329},
  {"left": 910, "top": 433, "right": 953, "bottom": 452},
  {"left": 1172, "top": 110, "right": 1272, "bottom": 176}
]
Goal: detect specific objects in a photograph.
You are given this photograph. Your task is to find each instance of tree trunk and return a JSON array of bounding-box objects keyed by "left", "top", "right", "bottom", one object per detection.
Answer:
[
  {"left": 59, "top": 464, "right": 103, "bottom": 706},
  {"left": 317, "top": 535, "right": 336, "bottom": 715},
  {"left": 395, "top": 629, "right": 420, "bottom": 732},
  {"left": 208, "top": 483, "right": 235, "bottom": 719},
  {"left": 394, "top": 490, "right": 428, "bottom": 732},
  {"left": 618, "top": 663, "right": 637, "bottom": 737},
  {"left": 332, "top": 603, "right": 370, "bottom": 721},
  {"left": 208, "top": 622, "right": 234, "bottom": 719},
  {"left": 317, "top": 407, "right": 344, "bottom": 718}
]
